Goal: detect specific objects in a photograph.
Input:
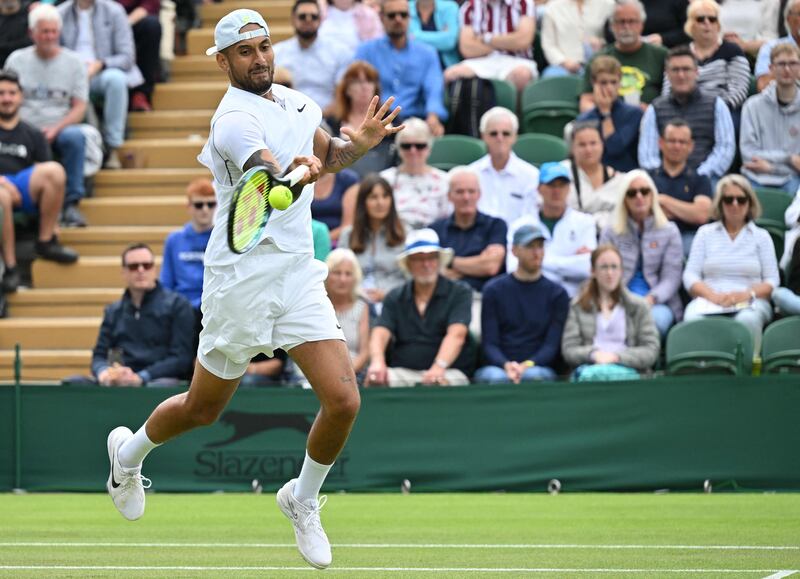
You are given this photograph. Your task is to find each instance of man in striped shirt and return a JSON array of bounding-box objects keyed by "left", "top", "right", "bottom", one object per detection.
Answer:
[{"left": 443, "top": 0, "right": 538, "bottom": 91}]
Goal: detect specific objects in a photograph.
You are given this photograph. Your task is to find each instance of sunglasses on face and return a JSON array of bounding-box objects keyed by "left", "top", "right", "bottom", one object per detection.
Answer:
[
  {"left": 192, "top": 201, "right": 217, "bottom": 209},
  {"left": 722, "top": 195, "right": 749, "bottom": 206},
  {"left": 125, "top": 262, "right": 155, "bottom": 272},
  {"left": 626, "top": 187, "right": 652, "bottom": 198},
  {"left": 296, "top": 13, "right": 320, "bottom": 21},
  {"left": 694, "top": 15, "right": 718, "bottom": 24},
  {"left": 384, "top": 10, "right": 409, "bottom": 19},
  {"left": 399, "top": 142, "right": 428, "bottom": 151},
  {"left": 488, "top": 130, "right": 513, "bottom": 138}
]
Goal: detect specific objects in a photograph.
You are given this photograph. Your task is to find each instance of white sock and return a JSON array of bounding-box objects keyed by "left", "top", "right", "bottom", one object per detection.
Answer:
[
  {"left": 293, "top": 451, "right": 333, "bottom": 504},
  {"left": 118, "top": 423, "right": 161, "bottom": 469}
]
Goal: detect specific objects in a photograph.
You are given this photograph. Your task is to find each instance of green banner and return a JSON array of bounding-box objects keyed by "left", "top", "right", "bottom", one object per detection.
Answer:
[{"left": 2, "top": 376, "right": 799, "bottom": 493}]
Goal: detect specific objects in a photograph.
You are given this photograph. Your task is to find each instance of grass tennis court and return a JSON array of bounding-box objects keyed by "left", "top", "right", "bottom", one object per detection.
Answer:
[{"left": 2, "top": 493, "right": 799, "bottom": 577}]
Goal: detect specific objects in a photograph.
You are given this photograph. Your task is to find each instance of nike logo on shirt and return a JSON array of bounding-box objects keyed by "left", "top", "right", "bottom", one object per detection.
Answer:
[{"left": 297, "top": 104, "right": 306, "bottom": 113}]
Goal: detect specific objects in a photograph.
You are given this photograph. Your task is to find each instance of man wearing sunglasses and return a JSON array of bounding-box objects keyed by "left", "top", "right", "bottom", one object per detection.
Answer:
[
  {"left": 90, "top": 242, "right": 195, "bottom": 387},
  {"left": 273, "top": 0, "right": 351, "bottom": 116},
  {"left": 160, "top": 177, "right": 217, "bottom": 349}
]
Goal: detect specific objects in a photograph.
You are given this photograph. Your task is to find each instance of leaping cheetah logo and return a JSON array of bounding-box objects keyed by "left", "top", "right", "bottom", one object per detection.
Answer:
[{"left": 205, "top": 410, "right": 315, "bottom": 448}]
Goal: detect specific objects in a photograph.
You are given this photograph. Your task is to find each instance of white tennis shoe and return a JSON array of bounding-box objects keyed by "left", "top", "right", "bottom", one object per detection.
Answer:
[
  {"left": 106, "top": 426, "right": 151, "bottom": 521},
  {"left": 276, "top": 479, "right": 332, "bottom": 569}
]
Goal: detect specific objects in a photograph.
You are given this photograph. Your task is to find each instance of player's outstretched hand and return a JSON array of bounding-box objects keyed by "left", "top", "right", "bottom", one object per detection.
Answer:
[{"left": 341, "top": 95, "right": 405, "bottom": 153}]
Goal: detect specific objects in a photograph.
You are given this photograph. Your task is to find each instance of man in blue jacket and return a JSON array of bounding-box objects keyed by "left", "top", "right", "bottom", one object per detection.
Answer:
[{"left": 92, "top": 243, "right": 195, "bottom": 386}]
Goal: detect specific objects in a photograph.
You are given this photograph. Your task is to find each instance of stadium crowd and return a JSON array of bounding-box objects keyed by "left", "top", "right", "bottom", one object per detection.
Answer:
[{"left": 1, "top": 0, "right": 800, "bottom": 385}]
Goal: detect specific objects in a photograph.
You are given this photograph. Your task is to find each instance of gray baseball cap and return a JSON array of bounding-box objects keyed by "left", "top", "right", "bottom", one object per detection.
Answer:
[
  {"left": 512, "top": 223, "right": 546, "bottom": 246},
  {"left": 206, "top": 9, "right": 270, "bottom": 56}
]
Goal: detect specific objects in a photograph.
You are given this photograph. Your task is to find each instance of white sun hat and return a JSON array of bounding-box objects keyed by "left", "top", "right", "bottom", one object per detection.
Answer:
[
  {"left": 206, "top": 9, "right": 270, "bottom": 56},
  {"left": 397, "top": 228, "right": 454, "bottom": 273}
]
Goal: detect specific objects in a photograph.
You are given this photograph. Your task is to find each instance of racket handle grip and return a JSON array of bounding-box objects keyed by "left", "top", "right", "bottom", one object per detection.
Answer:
[{"left": 284, "top": 165, "right": 310, "bottom": 188}]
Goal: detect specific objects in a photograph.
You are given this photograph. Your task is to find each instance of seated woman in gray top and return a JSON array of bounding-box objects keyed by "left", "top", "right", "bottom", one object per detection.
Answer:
[
  {"left": 325, "top": 248, "right": 370, "bottom": 377},
  {"left": 683, "top": 174, "right": 780, "bottom": 354},
  {"left": 600, "top": 169, "right": 684, "bottom": 338},
  {"left": 561, "top": 244, "right": 661, "bottom": 380},
  {"left": 338, "top": 174, "right": 407, "bottom": 306}
]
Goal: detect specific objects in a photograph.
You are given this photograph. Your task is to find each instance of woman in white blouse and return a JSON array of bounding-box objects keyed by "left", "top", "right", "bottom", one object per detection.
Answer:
[
  {"left": 683, "top": 174, "right": 780, "bottom": 353},
  {"left": 719, "top": 0, "right": 781, "bottom": 58},
  {"left": 540, "top": 0, "right": 615, "bottom": 77}
]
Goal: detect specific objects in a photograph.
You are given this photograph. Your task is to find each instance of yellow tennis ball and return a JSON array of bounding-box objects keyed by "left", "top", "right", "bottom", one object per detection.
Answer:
[{"left": 269, "top": 185, "right": 293, "bottom": 211}]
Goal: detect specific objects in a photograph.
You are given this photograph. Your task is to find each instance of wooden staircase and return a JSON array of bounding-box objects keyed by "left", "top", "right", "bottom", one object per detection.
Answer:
[{"left": 1, "top": 0, "right": 296, "bottom": 381}]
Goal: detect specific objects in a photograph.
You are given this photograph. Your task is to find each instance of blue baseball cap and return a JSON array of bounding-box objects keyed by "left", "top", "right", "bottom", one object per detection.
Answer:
[
  {"left": 512, "top": 223, "right": 546, "bottom": 246},
  {"left": 539, "top": 162, "right": 571, "bottom": 185}
]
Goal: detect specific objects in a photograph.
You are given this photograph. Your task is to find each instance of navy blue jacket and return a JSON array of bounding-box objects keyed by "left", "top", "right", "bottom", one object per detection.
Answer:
[{"left": 91, "top": 283, "right": 195, "bottom": 382}]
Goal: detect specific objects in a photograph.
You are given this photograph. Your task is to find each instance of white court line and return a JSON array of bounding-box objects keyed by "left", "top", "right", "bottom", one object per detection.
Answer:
[
  {"left": 0, "top": 566, "right": 791, "bottom": 574},
  {"left": 0, "top": 542, "right": 798, "bottom": 550},
  {"left": 762, "top": 572, "right": 798, "bottom": 579}
]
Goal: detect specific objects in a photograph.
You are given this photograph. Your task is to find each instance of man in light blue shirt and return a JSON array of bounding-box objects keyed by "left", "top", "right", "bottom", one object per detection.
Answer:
[
  {"left": 355, "top": 0, "right": 447, "bottom": 136},
  {"left": 755, "top": 0, "right": 800, "bottom": 90},
  {"left": 273, "top": 0, "right": 350, "bottom": 115}
]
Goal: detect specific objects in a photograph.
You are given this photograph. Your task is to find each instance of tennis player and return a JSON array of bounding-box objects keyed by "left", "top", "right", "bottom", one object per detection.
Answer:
[{"left": 105, "top": 8, "right": 402, "bottom": 570}]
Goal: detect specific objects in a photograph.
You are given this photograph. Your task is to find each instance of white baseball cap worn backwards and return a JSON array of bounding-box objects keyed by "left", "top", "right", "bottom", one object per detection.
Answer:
[{"left": 206, "top": 9, "right": 270, "bottom": 56}]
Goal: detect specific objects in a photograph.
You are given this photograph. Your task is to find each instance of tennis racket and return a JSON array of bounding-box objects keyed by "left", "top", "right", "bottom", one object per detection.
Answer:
[{"left": 227, "top": 164, "right": 310, "bottom": 254}]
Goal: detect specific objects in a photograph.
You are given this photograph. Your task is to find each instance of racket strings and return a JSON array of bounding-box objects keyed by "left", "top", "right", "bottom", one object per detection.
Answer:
[{"left": 231, "top": 171, "right": 271, "bottom": 251}]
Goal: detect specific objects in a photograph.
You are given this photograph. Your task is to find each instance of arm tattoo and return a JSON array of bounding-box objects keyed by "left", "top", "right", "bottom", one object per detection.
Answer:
[
  {"left": 325, "top": 137, "right": 363, "bottom": 172},
  {"left": 243, "top": 150, "right": 281, "bottom": 174}
]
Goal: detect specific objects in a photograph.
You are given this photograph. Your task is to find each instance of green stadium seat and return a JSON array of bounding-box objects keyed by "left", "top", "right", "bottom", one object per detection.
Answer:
[
  {"left": 666, "top": 317, "right": 754, "bottom": 376},
  {"left": 428, "top": 135, "right": 487, "bottom": 171},
  {"left": 491, "top": 78, "right": 518, "bottom": 114},
  {"left": 755, "top": 186, "right": 792, "bottom": 232},
  {"left": 512, "top": 133, "right": 569, "bottom": 167},
  {"left": 762, "top": 316, "right": 800, "bottom": 374},
  {"left": 519, "top": 77, "right": 581, "bottom": 137}
]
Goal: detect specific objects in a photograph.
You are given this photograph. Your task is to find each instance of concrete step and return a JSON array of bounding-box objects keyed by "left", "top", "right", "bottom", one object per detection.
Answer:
[
  {"left": 32, "top": 256, "right": 163, "bottom": 289},
  {"left": 7, "top": 288, "right": 121, "bottom": 317},
  {"left": 0, "top": 318, "right": 101, "bottom": 349},
  {"left": 0, "top": 349, "right": 92, "bottom": 382},
  {"left": 94, "top": 168, "right": 211, "bottom": 197},
  {"left": 170, "top": 56, "right": 227, "bottom": 82},
  {"left": 187, "top": 25, "right": 292, "bottom": 56},
  {"left": 118, "top": 138, "right": 204, "bottom": 169},
  {"left": 59, "top": 226, "right": 174, "bottom": 256},
  {"left": 152, "top": 82, "right": 227, "bottom": 111},
  {"left": 81, "top": 196, "right": 186, "bottom": 226},
  {"left": 128, "top": 110, "right": 212, "bottom": 139},
  {"left": 200, "top": 1, "right": 293, "bottom": 28}
]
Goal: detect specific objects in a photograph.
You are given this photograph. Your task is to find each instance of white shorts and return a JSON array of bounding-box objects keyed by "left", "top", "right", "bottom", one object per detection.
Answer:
[
  {"left": 198, "top": 243, "right": 344, "bottom": 379},
  {"left": 461, "top": 54, "right": 539, "bottom": 81}
]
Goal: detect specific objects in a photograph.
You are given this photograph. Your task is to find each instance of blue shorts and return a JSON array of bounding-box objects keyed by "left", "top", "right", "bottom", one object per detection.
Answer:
[{"left": 3, "top": 166, "right": 37, "bottom": 214}]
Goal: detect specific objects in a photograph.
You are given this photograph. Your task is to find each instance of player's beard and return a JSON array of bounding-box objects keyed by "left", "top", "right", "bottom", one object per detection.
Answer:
[
  {"left": 0, "top": 105, "right": 18, "bottom": 121},
  {"left": 233, "top": 65, "right": 273, "bottom": 96}
]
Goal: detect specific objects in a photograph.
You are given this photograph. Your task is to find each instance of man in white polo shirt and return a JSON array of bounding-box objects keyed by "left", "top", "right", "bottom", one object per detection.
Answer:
[
  {"left": 102, "top": 8, "right": 402, "bottom": 571},
  {"left": 469, "top": 106, "right": 539, "bottom": 228}
]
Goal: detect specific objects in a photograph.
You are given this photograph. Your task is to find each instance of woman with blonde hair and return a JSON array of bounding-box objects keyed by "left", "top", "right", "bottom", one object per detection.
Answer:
[
  {"left": 600, "top": 170, "right": 684, "bottom": 337},
  {"left": 683, "top": 174, "right": 780, "bottom": 353},
  {"left": 325, "top": 248, "right": 371, "bottom": 376},
  {"left": 561, "top": 244, "right": 661, "bottom": 380}
]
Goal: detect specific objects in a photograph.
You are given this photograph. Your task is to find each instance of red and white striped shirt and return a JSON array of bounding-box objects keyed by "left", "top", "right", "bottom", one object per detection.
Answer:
[{"left": 460, "top": 0, "right": 533, "bottom": 58}]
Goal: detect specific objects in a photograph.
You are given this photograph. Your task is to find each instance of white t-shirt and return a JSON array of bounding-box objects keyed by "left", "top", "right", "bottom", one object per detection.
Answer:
[
  {"left": 75, "top": 8, "right": 96, "bottom": 64},
  {"left": 470, "top": 152, "right": 540, "bottom": 228},
  {"left": 197, "top": 84, "right": 322, "bottom": 266}
]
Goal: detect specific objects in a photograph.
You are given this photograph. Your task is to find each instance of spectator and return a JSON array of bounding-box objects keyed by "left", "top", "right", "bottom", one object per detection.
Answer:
[
  {"left": 339, "top": 174, "right": 407, "bottom": 304},
  {"left": 366, "top": 228, "right": 474, "bottom": 387},
  {"left": 355, "top": 0, "right": 447, "bottom": 136},
  {"left": 117, "top": 0, "right": 162, "bottom": 111},
  {"left": 325, "top": 248, "right": 370, "bottom": 377},
  {"left": 470, "top": 106, "right": 540, "bottom": 228},
  {"left": 648, "top": 119, "right": 713, "bottom": 256},
  {"left": 431, "top": 166, "right": 506, "bottom": 292},
  {"left": 312, "top": 168, "right": 359, "bottom": 243},
  {"left": 720, "top": 0, "right": 781, "bottom": 58},
  {"left": 475, "top": 223, "right": 569, "bottom": 383},
  {"left": 409, "top": 0, "right": 460, "bottom": 69},
  {"left": 312, "top": 218, "right": 332, "bottom": 261},
  {"left": 581, "top": 0, "right": 668, "bottom": 112},
  {"left": 740, "top": 42, "right": 800, "bottom": 195},
  {"left": 782, "top": 186, "right": 800, "bottom": 272},
  {"left": 380, "top": 117, "right": 449, "bottom": 230},
  {"left": 600, "top": 169, "right": 683, "bottom": 338},
  {"left": 274, "top": 0, "right": 352, "bottom": 116},
  {"left": 58, "top": 0, "right": 140, "bottom": 163},
  {"left": 773, "top": 237, "right": 800, "bottom": 315},
  {"left": 326, "top": 61, "right": 394, "bottom": 177},
  {"left": 639, "top": 0, "right": 691, "bottom": 48},
  {"left": 661, "top": 0, "right": 751, "bottom": 115},
  {"left": 443, "top": 0, "right": 537, "bottom": 91},
  {"left": 683, "top": 174, "right": 780, "bottom": 354},
  {"left": 5, "top": 4, "right": 88, "bottom": 227},
  {"left": 0, "top": 0, "right": 31, "bottom": 68},
  {"left": 562, "top": 120, "right": 626, "bottom": 232},
  {"left": 507, "top": 162, "right": 596, "bottom": 296},
  {"left": 540, "top": 0, "right": 614, "bottom": 78},
  {"left": 320, "top": 0, "right": 383, "bottom": 57},
  {"left": 160, "top": 178, "right": 215, "bottom": 350},
  {"left": 561, "top": 243, "right": 660, "bottom": 380},
  {"left": 0, "top": 69, "right": 78, "bottom": 293},
  {"left": 755, "top": 0, "right": 800, "bottom": 90},
  {"left": 241, "top": 350, "right": 290, "bottom": 387},
  {"left": 639, "top": 45, "right": 736, "bottom": 183},
  {"left": 577, "top": 56, "right": 642, "bottom": 172},
  {"left": 89, "top": 243, "right": 195, "bottom": 386}
]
